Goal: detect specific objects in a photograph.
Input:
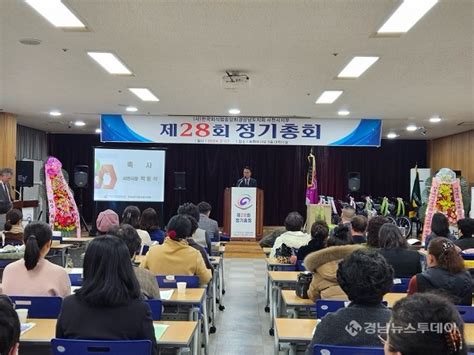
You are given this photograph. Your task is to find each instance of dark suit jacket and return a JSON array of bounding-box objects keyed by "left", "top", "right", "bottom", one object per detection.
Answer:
[
  {"left": 236, "top": 177, "right": 257, "bottom": 188},
  {"left": 0, "top": 182, "right": 12, "bottom": 214},
  {"left": 378, "top": 248, "right": 422, "bottom": 278},
  {"left": 56, "top": 295, "right": 158, "bottom": 355}
]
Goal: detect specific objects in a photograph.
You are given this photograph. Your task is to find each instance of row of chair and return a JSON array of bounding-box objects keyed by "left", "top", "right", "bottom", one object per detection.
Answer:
[{"left": 68, "top": 273, "right": 200, "bottom": 288}]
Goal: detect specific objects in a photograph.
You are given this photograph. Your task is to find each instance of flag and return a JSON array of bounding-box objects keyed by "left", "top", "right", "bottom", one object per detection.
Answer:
[
  {"left": 409, "top": 166, "right": 422, "bottom": 218},
  {"left": 305, "top": 150, "right": 319, "bottom": 205}
]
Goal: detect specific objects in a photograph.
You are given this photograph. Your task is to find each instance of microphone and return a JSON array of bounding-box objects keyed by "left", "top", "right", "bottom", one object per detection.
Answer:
[{"left": 237, "top": 178, "right": 243, "bottom": 187}]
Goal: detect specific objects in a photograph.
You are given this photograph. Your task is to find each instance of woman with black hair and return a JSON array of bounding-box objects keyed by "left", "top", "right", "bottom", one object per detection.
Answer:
[
  {"left": 384, "top": 293, "right": 466, "bottom": 355},
  {"left": 305, "top": 249, "right": 393, "bottom": 353},
  {"left": 2, "top": 222, "right": 70, "bottom": 297},
  {"left": 2, "top": 209, "right": 23, "bottom": 245},
  {"left": 139, "top": 208, "right": 165, "bottom": 244},
  {"left": 304, "top": 225, "right": 361, "bottom": 301},
  {"left": 366, "top": 216, "right": 390, "bottom": 248},
  {"left": 0, "top": 296, "right": 20, "bottom": 355},
  {"left": 424, "top": 212, "right": 457, "bottom": 248},
  {"left": 140, "top": 215, "right": 212, "bottom": 286},
  {"left": 454, "top": 218, "right": 474, "bottom": 251},
  {"left": 408, "top": 237, "right": 472, "bottom": 305},
  {"left": 295, "top": 220, "right": 329, "bottom": 261},
  {"left": 378, "top": 224, "right": 422, "bottom": 277},
  {"left": 56, "top": 236, "right": 157, "bottom": 355},
  {"left": 122, "top": 206, "right": 152, "bottom": 249}
]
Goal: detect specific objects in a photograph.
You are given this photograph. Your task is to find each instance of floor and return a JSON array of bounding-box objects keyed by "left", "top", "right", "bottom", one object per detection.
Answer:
[{"left": 208, "top": 258, "right": 277, "bottom": 355}]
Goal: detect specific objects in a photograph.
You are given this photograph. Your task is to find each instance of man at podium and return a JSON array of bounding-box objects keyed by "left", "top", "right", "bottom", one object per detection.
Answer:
[
  {"left": 236, "top": 166, "right": 257, "bottom": 187},
  {"left": 0, "top": 168, "right": 14, "bottom": 226}
]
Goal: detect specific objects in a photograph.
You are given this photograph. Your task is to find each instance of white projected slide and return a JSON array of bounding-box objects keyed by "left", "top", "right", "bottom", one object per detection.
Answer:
[{"left": 94, "top": 148, "right": 165, "bottom": 202}]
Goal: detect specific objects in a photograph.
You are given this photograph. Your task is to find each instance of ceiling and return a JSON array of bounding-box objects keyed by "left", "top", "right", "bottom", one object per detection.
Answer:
[{"left": 0, "top": 0, "right": 473, "bottom": 139}]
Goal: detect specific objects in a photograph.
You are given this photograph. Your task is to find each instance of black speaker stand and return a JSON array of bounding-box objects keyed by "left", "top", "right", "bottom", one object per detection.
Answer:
[{"left": 77, "top": 188, "right": 89, "bottom": 233}]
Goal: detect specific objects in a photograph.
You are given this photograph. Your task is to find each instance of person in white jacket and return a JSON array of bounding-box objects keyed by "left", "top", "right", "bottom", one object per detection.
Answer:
[{"left": 270, "top": 212, "right": 311, "bottom": 257}]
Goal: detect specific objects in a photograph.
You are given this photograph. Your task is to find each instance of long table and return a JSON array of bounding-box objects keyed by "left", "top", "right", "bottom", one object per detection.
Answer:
[{"left": 21, "top": 318, "right": 198, "bottom": 352}]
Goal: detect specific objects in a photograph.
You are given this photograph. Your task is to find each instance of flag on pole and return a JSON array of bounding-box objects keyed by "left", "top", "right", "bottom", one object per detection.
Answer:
[
  {"left": 409, "top": 166, "right": 422, "bottom": 218},
  {"left": 305, "top": 150, "right": 319, "bottom": 205}
]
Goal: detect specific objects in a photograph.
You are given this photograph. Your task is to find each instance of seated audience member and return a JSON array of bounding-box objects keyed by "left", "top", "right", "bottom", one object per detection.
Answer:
[
  {"left": 0, "top": 295, "right": 20, "bottom": 355},
  {"left": 56, "top": 236, "right": 157, "bottom": 355},
  {"left": 140, "top": 215, "right": 212, "bottom": 286},
  {"left": 425, "top": 212, "right": 457, "bottom": 248},
  {"left": 340, "top": 206, "right": 356, "bottom": 225},
  {"left": 122, "top": 206, "right": 152, "bottom": 248},
  {"left": 295, "top": 220, "right": 329, "bottom": 261},
  {"left": 270, "top": 212, "right": 311, "bottom": 257},
  {"left": 96, "top": 209, "right": 119, "bottom": 235},
  {"left": 408, "top": 237, "right": 472, "bottom": 305},
  {"left": 350, "top": 215, "right": 367, "bottom": 244},
  {"left": 2, "top": 222, "right": 71, "bottom": 297},
  {"left": 108, "top": 224, "right": 160, "bottom": 299},
  {"left": 183, "top": 215, "right": 213, "bottom": 272},
  {"left": 259, "top": 228, "right": 285, "bottom": 248},
  {"left": 304, "top": 225, "right": 361, "bottom": 301},
  {"left": 305, "top": 249, "right": 393, "bottom": 353},
  {"left": 178, "top": 203, "right": 211, "bottom": 252},
  {"left": 197, "top": 201, "right": 220, "bottom": 242},
  {"left": 454, "top": 218, "right": 474, "bottom": 251},
  {"left": 384, "top": 293, "right": 465, "bottom": 355},
  {"left": 378, "top": 224, "right": 422, "bottom": 277},
  {"left": 139, "top": 208, "right": 165, "bottom": 244},
  {"left": 366, "top": 216, "right": 390, "bottom": 248},
  {"left": 3, "top": 209, "right": 24, "bottom": 245}
]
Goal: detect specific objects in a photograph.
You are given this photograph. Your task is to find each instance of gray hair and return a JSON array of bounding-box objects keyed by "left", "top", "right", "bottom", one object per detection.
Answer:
[{"left": 0, "top": 168, "right": 13, "bottom": 176}]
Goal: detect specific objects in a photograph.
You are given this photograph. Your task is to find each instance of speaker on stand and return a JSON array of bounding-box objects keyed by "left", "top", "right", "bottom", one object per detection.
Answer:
[
  {"left": 15, "top": 160, "right": 34, "bottom": 200},
  {"left": 74, "top": 165, "right": 90, "bottom": 232},
  {"left": 348, "top": 172, "right": 361, "bottom": 197},
  {"left": 174, "top": 172, "right": 186, "bottom": 208}
]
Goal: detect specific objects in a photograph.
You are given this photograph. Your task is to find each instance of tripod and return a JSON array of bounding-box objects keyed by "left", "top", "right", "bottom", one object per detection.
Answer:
[{"left": 77, "top": 187, "right": 89, "bottom": 232}]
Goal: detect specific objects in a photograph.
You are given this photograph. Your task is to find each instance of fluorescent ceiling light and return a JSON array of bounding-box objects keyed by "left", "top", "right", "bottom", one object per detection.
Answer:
[
  {"left": 337, "top": 110, "right": 350, "bottom": 116},
  {"left": 429, "top": 116, "right": 441, "bottom": 123},
  {"left": 337, "top": 57, "right": 379, "bottom": 78},
  {"left": 129, "top": 88, "right": 160, "bottom": 102},
  {"left": 87, "top": 52, "right": 132, "bottom": 75},
  {"left": 228, "top": 108, "right": 240, "bottom": 115},
  {"left": 25, "top": 0, "right": 85, "bottom": 28},
  {"left": 387, "top": 132, "right": 398, "bottom": 139},
  {"left": 74, "top": 121, "right": 86, "bottom": 127},
  {"left": 377, "top": 0, "right": 438, "bottom": 34},
  {"left": 406, "top": 124, "right": 417, "bottom": 131},
  {"left": 49, "top": 110, "right": 61, "bottom": 116},
  {"left": 315, "top": 91, "right": 343, "bottom": 104},
  {"left": 95, "top": 128, "right": 102, "bottom": 134},
  {"left": 126, "top": 106, "right": 138, "bottom": 112}
]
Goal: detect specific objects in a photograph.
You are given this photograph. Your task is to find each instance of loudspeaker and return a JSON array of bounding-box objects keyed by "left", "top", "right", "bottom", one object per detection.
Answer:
[
  {"left": 16, "top": 161, "right": 34, "bottom": 188},
  {"left": 348, "top": 172, "right": 360, "bottom": 192},
  {"left": 74, "top": 165, "right": 89, "bottom": 188},
  {"left": 174, "top": 172, "right": 186, "bottom": 190}
]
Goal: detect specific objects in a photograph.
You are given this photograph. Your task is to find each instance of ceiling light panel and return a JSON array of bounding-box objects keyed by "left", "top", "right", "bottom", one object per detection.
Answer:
[
  {"left": 315, "top": 91, "right": 343, "bottom": 104},
  {"left": 129, "top": 88, "right": 160, "bottom": 102},
  {"left": 87, "top": 52, "right": 133, "bottom": 75},
  {"left": 25, "top": 0, "right": 85, "bottom": 28},
  {"left": 377, "top": 0, "right": 438, "bottom": 34},
  {"left": 337, "top": 57, "right": 379, "bottom": 78}
]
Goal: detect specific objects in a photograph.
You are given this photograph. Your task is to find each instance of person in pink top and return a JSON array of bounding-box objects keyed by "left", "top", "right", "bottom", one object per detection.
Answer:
[{"left": 1, "top": 222, "right": 71, "bottom": 297}]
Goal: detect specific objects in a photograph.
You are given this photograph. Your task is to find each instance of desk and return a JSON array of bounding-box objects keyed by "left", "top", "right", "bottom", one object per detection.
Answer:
[
  {"left": 50, "top": 244, "right": 73, "bottom": 267},
  {"left": 383, "top": 293, "right": 407, "bottom": 307},
  {"left": 21, "top": 318, "right": 198, "bottom": 351},
  {"left": 274, "top": 318, "right": 316, "bottom": 354},
  {"left": 265, "top": 258, "right": 295, "bottom": 312},
  {"left": 61, "top": 237, "right": 94, "bottom": 244},
  {"left": 268, "top": 271, "right": 300, "bottom": 335}
]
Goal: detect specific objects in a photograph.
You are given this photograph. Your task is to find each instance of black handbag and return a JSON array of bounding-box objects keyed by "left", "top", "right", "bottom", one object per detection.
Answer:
[
  {"left": 275, "top": 243, "right": 295, "bottom": 264},
  {"left": 295, "top": 271, "right": 313, "bottom": 299}
]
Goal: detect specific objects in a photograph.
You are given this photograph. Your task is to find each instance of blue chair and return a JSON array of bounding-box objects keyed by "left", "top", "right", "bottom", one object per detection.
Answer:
[
  {"left": 296, "top": 260, "right": 306, "bottom": 271},
  {"left": 141, "top": 245, "right": 150, "bottom": 255},
  {"left": 462, "top": 253, "right": 474, "bottom": 260},
  {"left": 315, "top": 300, "right": 348, "bottom": 319},
  {"left": 155, "top": 275, "right": 200, "bottom": 288},
  {"left": 51, "top": 339, "right": 152, "bottom": 355},
  {"left": 10, "top": 296, "right": 62, "bottom": 318},
  {"left": 143, "top": 299, "right": 163, "bottom": 320},
  {"left": 457, "top": 305, "right": 474, "bottom": 323},
  {"left": 68, "top": 273, "right": 83, "bottom": 286},
  {"left": 314, "top": 345, "right": 383, "bottom": 354},
  {"left": 391, "top": 278, "right": 410, "bottom": 293}
]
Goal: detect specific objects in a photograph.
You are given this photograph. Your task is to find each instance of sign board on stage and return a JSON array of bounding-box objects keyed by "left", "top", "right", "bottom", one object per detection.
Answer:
[
  {"left": 100, "top": 115, "right": 382, "bottom": 147},
  {"left": 231, "top": 187, "right": 257, "bottom": 238}
]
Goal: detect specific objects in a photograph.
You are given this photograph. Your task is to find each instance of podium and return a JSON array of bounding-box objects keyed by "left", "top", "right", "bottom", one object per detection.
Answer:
[
  {"left": 13, "top": 200, "right": 39, "bottom": 225},
  {"left": 223, "top": 188, "right": 264, "bottom": 240}
]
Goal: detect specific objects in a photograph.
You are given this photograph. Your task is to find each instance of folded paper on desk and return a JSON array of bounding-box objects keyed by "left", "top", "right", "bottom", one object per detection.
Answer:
[
  {"left": 21, "top": 323, "right": 36, "bottom": 335},
  {"left": 153, "top": 324, "right": 169, "bottom": 340},
  {"left": 160, "top": 289, "right": 174, "bottom": 300}
]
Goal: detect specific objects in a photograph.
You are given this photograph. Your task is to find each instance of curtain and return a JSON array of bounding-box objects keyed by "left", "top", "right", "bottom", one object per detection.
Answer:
[{"left": 17, "top": 125, "right": 48, "bottom": 161}]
